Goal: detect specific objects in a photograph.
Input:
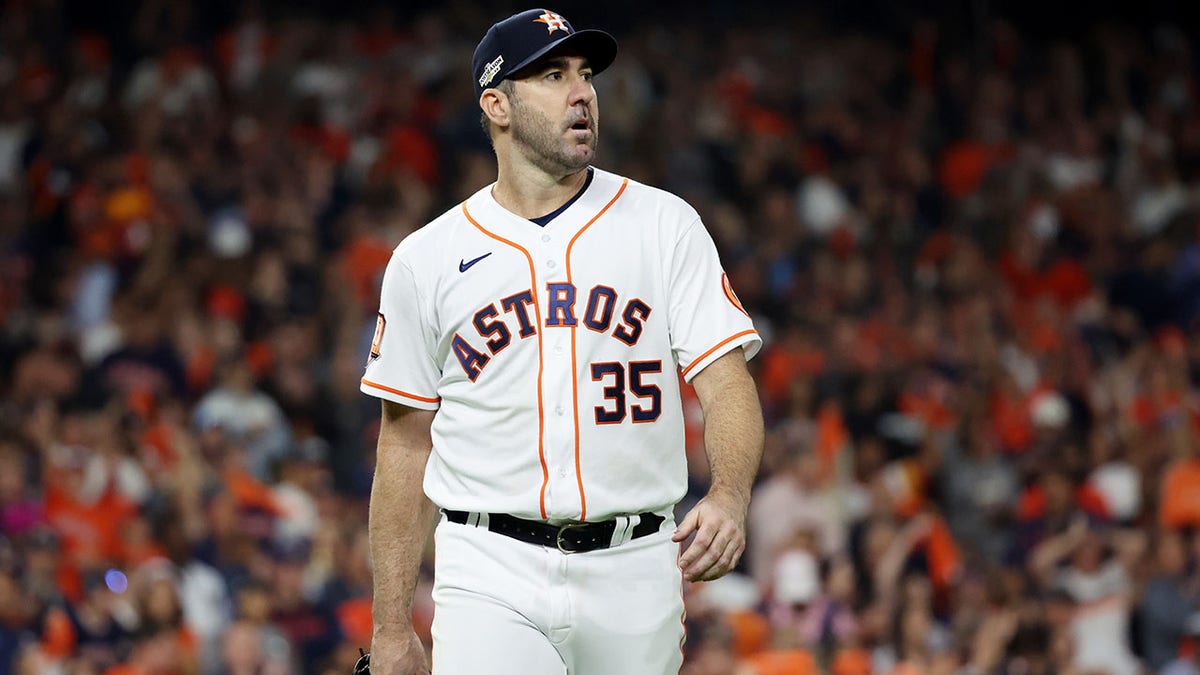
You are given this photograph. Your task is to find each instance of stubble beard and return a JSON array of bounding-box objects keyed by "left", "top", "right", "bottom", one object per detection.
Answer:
[{"left": 510, "top": 98, "right": 598, "bottom": 177}]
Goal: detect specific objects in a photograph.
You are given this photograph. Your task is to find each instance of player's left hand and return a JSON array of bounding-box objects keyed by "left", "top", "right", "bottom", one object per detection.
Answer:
[{"left": 672, "top": 491, "right": 748, "bottom": 582}]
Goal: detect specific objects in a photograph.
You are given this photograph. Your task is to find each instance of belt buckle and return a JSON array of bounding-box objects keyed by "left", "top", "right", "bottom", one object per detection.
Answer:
[{"left": 555, "top": 522, "right": 587, "bottom": 554}]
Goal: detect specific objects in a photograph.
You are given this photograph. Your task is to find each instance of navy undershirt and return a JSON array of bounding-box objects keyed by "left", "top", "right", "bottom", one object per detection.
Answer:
[{"left": 529, "top": 167, "right": 594, "bottom": 227}]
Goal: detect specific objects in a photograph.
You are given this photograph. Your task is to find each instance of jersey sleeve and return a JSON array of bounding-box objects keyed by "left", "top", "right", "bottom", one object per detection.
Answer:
[
  {"left": 360, "top": 254, "right": 442, "bottom": 410},
  {"left": 667, "top": 218, "right": 762, "bottom": 382}
]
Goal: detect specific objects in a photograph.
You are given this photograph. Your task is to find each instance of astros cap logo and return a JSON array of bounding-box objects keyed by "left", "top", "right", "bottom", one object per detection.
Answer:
[
  {"left": 534, "top": 10, "right": 571, "bottom": 34},
  {"left": 471, "top": 8, "right": 616, "bottom": 99}
]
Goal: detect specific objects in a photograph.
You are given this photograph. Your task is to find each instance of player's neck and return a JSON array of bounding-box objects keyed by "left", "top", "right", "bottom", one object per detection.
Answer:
[{"left": 492, "top": 155, "right": 589, "bottom": 220}]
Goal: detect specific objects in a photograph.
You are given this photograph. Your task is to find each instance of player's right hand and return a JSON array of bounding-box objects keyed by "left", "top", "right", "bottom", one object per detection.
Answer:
[{"left": 369, "top": 627, "right": 430, "bottom": 675}]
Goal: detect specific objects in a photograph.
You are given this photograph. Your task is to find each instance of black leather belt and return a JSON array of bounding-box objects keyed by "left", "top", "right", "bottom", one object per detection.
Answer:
[{"left": 444, "top": 510, "right": 665, "bottom": 553}]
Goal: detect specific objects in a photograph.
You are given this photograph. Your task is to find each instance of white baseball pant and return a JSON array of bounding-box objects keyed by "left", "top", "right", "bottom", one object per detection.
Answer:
[{"left": 430, "top": 513, "right": 686, "bottom": 674}]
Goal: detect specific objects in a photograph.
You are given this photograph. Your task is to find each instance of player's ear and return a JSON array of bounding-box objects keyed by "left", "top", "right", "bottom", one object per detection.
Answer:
[{"left": 479, "top": 87, "right": 512, "bottom": 130}]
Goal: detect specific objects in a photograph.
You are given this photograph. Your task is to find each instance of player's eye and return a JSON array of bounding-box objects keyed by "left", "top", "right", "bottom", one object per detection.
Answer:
[
  {"left": 546, "top": 71, "right": 563, "bottom": 81},
  {"left": 581, "top": 71, "right": 594, "bottom": 81}
]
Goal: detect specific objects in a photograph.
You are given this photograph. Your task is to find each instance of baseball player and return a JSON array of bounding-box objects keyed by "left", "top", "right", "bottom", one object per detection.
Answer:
[{"left": 360, "top": 8, "right": 764, "bottom": 674}]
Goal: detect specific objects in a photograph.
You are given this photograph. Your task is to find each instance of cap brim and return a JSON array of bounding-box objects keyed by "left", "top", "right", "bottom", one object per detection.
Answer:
[{"left": 505, "top": 29, "right": 618, "bottom": 83}]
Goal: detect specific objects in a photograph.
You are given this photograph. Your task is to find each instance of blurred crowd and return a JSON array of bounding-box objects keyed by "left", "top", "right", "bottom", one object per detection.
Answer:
[{"left": 0, "top": 0, "right": 1199, "bottom": 673}]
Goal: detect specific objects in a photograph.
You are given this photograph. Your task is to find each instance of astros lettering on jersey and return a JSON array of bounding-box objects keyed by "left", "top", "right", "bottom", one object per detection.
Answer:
[{"left": 361, "top": 167, "right": 761, "bottom": 523}]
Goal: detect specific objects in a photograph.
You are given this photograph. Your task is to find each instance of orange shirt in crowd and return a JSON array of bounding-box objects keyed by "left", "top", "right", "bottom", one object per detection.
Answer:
[
  {"left": 102, "top": 626, "right": 196, "bottom": 675},
  {"left": 924, "top": 516, "right": 963, "bottom": 591},
  {"left": 43, "top": 478, "right": 139, "bottom": 601},
  {"left": 222, "top": 466, "right": 283, "bottom": 516},
  {"left": 1130, "top": 389, "right": 1188, "bottom": 429},
  {"left": 938, "top": 140, "right": 1013, "bottom": 199},
  {"left": 726, "top": 610, "right": 770, "bottom": 659},
  {"left": 831, "top": 648, "right": 872, "bottom": 675},
  {"left": 989, "top": 384, "right": 1047, "bottom": 453},
  {"left": 740, "top": 648, "right": 819, "bottom": 675},
  {"left": 898, "top": 389, "right": 956, "bottom": 432},
  {"left": 998, "top": 254, "right": 1092, "bottom": 309},
  {"left": 760, "top": 342, "right": 826, "bottom": 405},
  {"left": 377, "top": 124, "right": 439, "bottom": 185},
  {"left": 1161, "top": 459, "right": 1200, "bottom": 527},
  {"left": 342, "top": 235, "right": 394, "bottom": 306},
  {"left": 336, "top": 597, "right": 374, "bottom": 647},
  {"left": 1017, "top": 483, "right": 1111, "bottom": 522},
  {"left": 814, "top": 402, "right": 849, "bottom": 482}
]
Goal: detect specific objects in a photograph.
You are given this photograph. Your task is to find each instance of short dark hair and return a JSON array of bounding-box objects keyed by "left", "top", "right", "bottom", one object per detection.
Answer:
[{"left": 479, "top": 79, "right": 518, "bottom": 142}]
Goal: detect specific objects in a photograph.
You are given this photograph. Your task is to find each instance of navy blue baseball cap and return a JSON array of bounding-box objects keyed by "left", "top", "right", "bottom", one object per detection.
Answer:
[{"left": 472, "top": 9, "right": 618, "bottom": 100}]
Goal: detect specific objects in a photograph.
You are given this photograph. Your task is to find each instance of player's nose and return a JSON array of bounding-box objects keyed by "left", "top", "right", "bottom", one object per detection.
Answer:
[{"left": 567, "top": 74, "right": 595, "bottom": 107}]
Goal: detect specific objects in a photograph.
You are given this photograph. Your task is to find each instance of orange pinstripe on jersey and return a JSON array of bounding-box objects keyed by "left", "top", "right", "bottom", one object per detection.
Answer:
[
  {"left": 680, "top": 329, "right": 758, "bottom": 379},
  {"left": 565, "top": 178, "right": 628, "bottom": 521},
  {"left": 461, "top": 203, "right": 550, "bottom": 519},
  {"left": 360, "top": 378, "right": 441, "bottom": 405}
]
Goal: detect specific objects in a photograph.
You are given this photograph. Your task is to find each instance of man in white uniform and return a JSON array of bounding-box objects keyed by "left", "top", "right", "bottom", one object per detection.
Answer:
[{"left": 360, "top": 8, "right": 764, "bottom": 674}]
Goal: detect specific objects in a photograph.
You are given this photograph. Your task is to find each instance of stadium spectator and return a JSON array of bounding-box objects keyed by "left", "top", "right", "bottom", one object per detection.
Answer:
[{"left": 0, "top": 1, "right": 1197, "bottom": 672}]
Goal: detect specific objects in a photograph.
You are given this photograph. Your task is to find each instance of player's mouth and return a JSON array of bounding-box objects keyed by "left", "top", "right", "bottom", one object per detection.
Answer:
[{"left": 567, "top": 117, "right": 592, "bottom": 133}]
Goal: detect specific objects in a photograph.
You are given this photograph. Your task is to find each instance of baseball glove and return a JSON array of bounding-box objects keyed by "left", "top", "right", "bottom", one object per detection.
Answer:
[{"left": 353, "top": 648, "right": 370, "bottom": 675}]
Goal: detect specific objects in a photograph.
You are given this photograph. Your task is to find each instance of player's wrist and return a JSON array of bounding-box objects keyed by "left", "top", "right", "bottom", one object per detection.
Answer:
[
  {"left": 372, "top": 619, "right": 417, "bottom": 636},
  {"left": 705, "top": 484, "right": 751, "bottom": 513}
]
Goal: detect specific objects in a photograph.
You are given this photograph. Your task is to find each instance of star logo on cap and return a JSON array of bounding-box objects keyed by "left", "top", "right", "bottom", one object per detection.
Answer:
[{"left": 533, "top": 10, "right": 570, "bottom": 34}]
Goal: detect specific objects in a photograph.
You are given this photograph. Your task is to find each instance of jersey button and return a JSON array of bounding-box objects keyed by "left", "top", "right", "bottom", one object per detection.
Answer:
[
  {"left": 546, "top": 259, "right": 556, "bottom": 268},
  {"left": 555, "top": 405, "right": 564, "bottom": 416},
  {"left": 553, "top": 345, "right": 564, "bottom": 355},
  {"left": 541, "top": 234, "right": 551, "bottom": 243}
]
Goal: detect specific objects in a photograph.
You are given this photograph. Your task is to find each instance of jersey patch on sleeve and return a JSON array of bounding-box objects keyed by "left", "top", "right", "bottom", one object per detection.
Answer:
[
  {"left": 368, "top": 313, "right": 386, "bottom": 365},
  {"left": 722, "top": 273, "right": 749, "bottom": 317}
]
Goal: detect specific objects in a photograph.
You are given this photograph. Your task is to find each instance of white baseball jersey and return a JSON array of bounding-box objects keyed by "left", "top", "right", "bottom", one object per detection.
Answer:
[{"left": 361, "top": 167, "right": 760, "bottom": 522}]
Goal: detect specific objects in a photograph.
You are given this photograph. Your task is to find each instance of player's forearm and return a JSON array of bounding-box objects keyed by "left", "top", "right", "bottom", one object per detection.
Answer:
[
  {"left": 369, "top": 404, "right": 438, "bottom": 630},
  {"left": 694, "top": 353, "right": 764, "bottom": 509},
  {"left": 703, "top": 390, "right": 763, "bottom": 508}
]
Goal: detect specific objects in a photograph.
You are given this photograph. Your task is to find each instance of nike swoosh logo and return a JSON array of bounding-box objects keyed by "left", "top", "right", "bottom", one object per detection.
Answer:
[{"left": 459, "top": 252, "right": 492, "bottom": 273}]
